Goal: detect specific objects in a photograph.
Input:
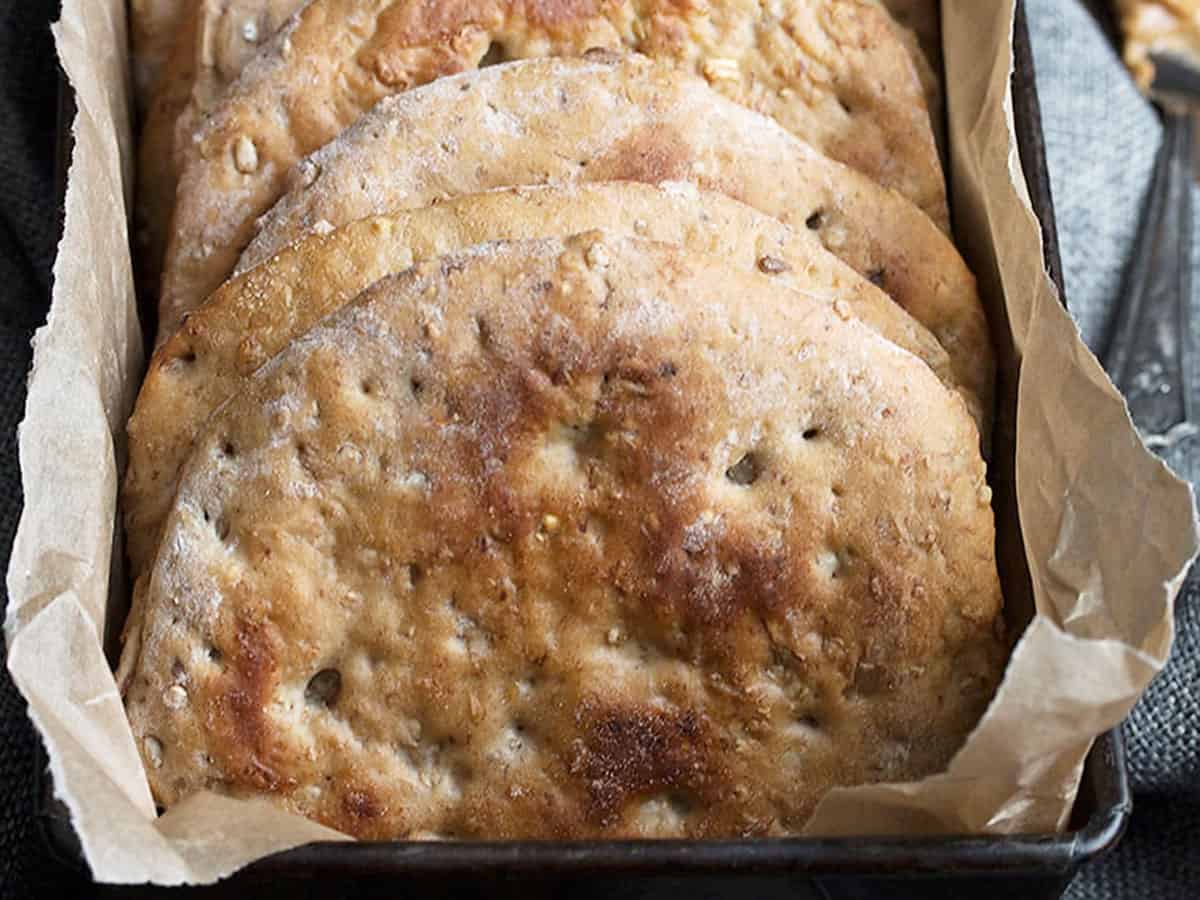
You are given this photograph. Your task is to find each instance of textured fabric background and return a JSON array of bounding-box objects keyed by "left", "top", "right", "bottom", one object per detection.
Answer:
[
  {"left": 0, "top": 0, "right": 78, "bottom": 894},
  {"left": 0, "top": 0, "right": 1195, "bottom": 897},
  {"left": 1026, "top": 1, "right": 1200, "bottom": 896}
]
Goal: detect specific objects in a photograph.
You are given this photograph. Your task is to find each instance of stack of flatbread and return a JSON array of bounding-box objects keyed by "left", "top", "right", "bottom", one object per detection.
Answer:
[{"left": 119, "top": 0, "right": 1007, "bottom": 839}]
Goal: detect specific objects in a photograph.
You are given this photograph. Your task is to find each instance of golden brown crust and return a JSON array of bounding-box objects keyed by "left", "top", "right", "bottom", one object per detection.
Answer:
[
  {"left": 156, "top": 0, "right": 946, "bottom": 339},
  {"left": 241, "top": 56, "right": 991, "bottom": 440},
  {"left": 123, "top": 233, "right": 1004, "bottom": 838},
  {"left": 122, "top": 181, "right": 965, "bottom": 581}
]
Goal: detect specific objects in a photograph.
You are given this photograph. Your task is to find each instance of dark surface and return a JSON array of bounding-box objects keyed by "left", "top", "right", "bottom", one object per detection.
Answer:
[
  {"left": 0, "top": 1, "right": 89, "bottom": 896},
  {"left": 45, "top": 733, "right": 1127, "bottom": 900},
  {"left": 0, "top": 0, "right": 1195, "bottom": 897}
]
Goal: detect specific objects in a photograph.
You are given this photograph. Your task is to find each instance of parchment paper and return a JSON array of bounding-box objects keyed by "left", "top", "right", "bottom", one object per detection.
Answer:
[{"left": 5, "top": 0, "right": 1197, "bottom": 884}]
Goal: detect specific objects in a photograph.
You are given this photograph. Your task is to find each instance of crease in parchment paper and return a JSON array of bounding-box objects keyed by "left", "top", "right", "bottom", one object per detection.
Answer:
[{"left": 4, "top": 0, "right": 1198, "bottom": 883}]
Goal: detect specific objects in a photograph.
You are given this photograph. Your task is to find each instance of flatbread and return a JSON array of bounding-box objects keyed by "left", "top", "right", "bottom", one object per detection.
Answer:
[
  {"left": 131, "top": 0, "right": 191, "bottom": 115},
  {"left": 135, "top": 0, "right": 307, "bottom": 301},
  {"left": 874, "top": 0, "right": 943, "bottom": 158},
  {"left": 122, "top": 181, "right": 962, "bottom": 581},
  {"left": 122, "top": 233, "right": 1005, "bottom": 839},
  {"left": 240, "top": 55, "right": 992, "bottom": 436},
  {"left": 156, "top": 0, "right": 946, "bottom": 338},
  {"left": 880, "top": 0, "right": 941, "bottom": 75},
  {"left": 136, "top": 3, "right": 203, "bottom": 304}
]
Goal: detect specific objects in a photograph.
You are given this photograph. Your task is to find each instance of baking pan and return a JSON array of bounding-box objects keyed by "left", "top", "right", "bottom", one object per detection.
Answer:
[{"left": 35, "top": 2, "right": 1132, "bottom": 896}]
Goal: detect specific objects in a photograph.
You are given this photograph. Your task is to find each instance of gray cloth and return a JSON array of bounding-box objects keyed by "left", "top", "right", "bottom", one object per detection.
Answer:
[
  {"left": 0, "top": 0, "right": 1195, "bottom": 897},
  {"left": 1026, "top": 0, "right": 1200, "bottom": 896}
]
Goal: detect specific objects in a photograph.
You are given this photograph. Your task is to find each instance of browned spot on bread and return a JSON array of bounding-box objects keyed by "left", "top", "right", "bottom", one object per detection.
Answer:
[
  {"left": 524, "top": 0, "right": 609, "bottom": 29},
  {"left": 343, "top": 787, "right": 385, "bottom": 821},
  {"left": 206, "top": 619, "right": 289, "bottom": 792},
  {"left": 367, "top": 0, "right": 612, "bottom": 51},
  {"left": 368, "top": 0, "right": 498, "bottom": 49},
  {"left": 591, "top": 126, "right": 692, "bottom": 185},
  {"left": 404, "top": 315, "right": 819, "bottom": 665},
  {"left": 572, "top": 699, "right": 718, "bottom": 825}
]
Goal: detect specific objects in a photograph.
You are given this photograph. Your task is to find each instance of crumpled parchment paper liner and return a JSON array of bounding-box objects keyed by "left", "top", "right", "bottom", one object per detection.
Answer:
[{"left": 6, "top": 0, "right": 1197, "bottom": 883}]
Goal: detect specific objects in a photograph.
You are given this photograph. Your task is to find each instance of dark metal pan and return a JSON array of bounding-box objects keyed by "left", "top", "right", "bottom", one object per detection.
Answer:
[{"left": 35, "top": 2, "right": 1131, "bottom": 897}]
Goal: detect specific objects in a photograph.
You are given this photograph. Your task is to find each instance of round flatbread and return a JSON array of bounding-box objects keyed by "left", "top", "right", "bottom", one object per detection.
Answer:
[
  {"left": 122, "top": 233, "right": 1005, "bottom": 839},
  {"left": 880, "top": 0, "right": 941, "bottom": 75},
  {"left": 155, "top": 0, "right": 946, "bottom": 338},
  {"left": 873, "top": 0, "right": 943, "bottom": 157},
  {"left": 239, "top": 55, "right": 992, "bottom": 434},
  {"left": 122, "top": 181, "right": 962, "bottom": 581},
  {"left": 135, "top": 0, "right": 308, "bottom": 300}
]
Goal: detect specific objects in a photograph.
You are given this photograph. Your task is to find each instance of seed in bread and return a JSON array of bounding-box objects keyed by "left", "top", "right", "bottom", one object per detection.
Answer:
[
  {"left": 122, "top": 233, "right": 1005, "bottom": 839},
  {"left": 121, "top": 181, "right": 964, "bottom": 583}
]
